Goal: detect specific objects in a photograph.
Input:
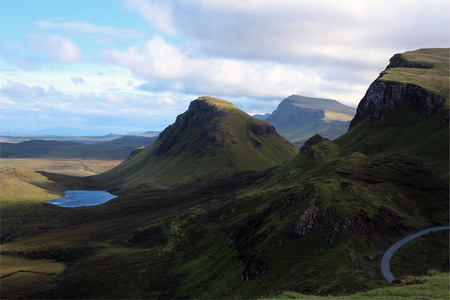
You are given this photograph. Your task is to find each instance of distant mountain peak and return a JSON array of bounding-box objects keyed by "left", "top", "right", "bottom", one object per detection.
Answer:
[{"left": 265, "top": 95, "right": 355, "bottom": 145}]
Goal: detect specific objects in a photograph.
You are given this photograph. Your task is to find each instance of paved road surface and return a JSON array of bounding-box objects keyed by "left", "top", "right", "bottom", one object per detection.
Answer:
[{"left": 381, "top": 225, "right": 450, "bottom": 283}]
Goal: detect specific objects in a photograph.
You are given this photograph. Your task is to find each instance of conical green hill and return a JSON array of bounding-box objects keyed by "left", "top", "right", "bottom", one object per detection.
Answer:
[{"left": 97, "top": 96, "right": 298, "bottom": 191}]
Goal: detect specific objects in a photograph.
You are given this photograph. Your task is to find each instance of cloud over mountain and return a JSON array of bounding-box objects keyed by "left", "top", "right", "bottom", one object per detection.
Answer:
[{"left": 1, "top": 0, "right": 448, "bottom": 134}]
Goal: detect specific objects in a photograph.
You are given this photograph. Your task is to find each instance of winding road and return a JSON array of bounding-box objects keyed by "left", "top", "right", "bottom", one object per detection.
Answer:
[{"left": 381, "top": 225, "right": 450, "bottom": 283}]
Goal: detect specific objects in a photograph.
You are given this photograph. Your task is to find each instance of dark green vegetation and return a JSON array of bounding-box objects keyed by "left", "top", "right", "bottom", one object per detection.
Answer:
[
  {"left": 275, "top": 272, "right": 450, "bottom": 299},
  {"left": 1, "top": 49, "right": 448, "bottom": 299},
  {"left": 265, "top": 95, "right": 355, "bottom": 146}
]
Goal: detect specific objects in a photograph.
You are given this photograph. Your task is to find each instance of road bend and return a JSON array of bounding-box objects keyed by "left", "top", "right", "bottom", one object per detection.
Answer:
[{"left": 381, "top": 225, "right": 450, "bottom": 283}]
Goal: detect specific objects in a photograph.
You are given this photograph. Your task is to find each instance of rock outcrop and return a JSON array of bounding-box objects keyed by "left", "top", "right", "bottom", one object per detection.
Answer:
[
  {"left": 349, "top": 51, "right": 446, "bottom": 129},
  {"left": 386, "top": 53, "right": 433, "bottom": 69},
  {"left": 187, "top": 98, "right": 233, "bottom": 118},
  {"left": 349, "top": 80, "right": 445, "bottom": 129}
]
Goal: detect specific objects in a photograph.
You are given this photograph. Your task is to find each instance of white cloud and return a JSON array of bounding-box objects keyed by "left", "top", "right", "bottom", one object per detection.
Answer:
[
  {"left": 104, "top": 35, "right": 332, "bottom": 101},
  {"left": 174, "top": 0, "right": 448, "bottom": 63},
  {"left": 46, "top": 85, "right": 64, "bottom": 97},
  {"left": 44, "top": 34, "right": 82, "bottom": 63},
  {"left": 0, "top": 79, "right": 187, "bottom": 131},
  {"left": 71, "top": 76, "right": 87, "bottom": 85},
  {"left": 103, "top": 92, "right": 126, "bottom": 104},
  {"left": 114, "top": 0, "right": 448, "bottom": 106},
  {"left": 124, "top": 0, "right": 176, "bottom": 35},
  {"left": 4, "top": 33, "right": 83, "bottom": 68},
  {"left": 1, "top": 81, "right": 47, "bottom": 98},
  {"left": 33, "top": 20, "right": 144, "bottom": 39},
  {"left": 104, "top": 35, "right": 187, "bottom": 79}
]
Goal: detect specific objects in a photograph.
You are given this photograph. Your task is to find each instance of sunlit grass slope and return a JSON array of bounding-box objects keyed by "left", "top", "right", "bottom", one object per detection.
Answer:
[
  {"left": 0, "top": 167, "right": 65, "bottom": 239},
  {"left": 0, "top": 167, "right": 63, "bottom": 204},
  {"left": 98, "top": 96, "right": 298, "bottom": 190},
  {"left": 1, "top": 158, "right": 122, "bottom": 176},
  {"left": 380, "top": 48, "right": 449, "bottom": 101}
]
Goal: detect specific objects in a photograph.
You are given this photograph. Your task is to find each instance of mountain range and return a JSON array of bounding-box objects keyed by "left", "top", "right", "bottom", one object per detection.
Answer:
[
  {"left": 0, "top": 136, "right": 158, "bottom": 160},
  {"left": 0, "top": 48, "right": 448, "bottom": 299}
]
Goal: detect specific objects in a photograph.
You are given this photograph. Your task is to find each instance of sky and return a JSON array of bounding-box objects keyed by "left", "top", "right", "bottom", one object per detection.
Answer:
[{"left": 1, "top": 0, "right": 449, "bottom": 135}]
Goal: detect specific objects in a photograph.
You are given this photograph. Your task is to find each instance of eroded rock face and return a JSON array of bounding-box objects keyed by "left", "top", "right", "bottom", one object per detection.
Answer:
[
  {"left": 251, "top": 123, "right": 276, "bottom": 135},
  {"left": 188, "top": 99, "right": 233, "bottom": 118},
  {"left": 155, "top": 99, "right": 232, "bottom": 156},
  {"left": 293, "top": 206, "right": 408, "bottom": 249},
  {"left": 266, "top": 98, "right": 326, "bottom": 127},
  {"left": 349, "top": 81, "right": 445, "bottom": 129},
  {"left": 386, "top": 54, "right": 432, "bottom": 69},
  {"left": 293, "top": 207, "right": 321, "bottom": 236}
]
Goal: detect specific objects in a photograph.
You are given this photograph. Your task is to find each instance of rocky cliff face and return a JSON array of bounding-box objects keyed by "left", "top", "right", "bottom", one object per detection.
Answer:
[
  {"left": 349, "top": 54, "right": 446, "bottom": 129},
  {"left": 386, "top": 53, "right": 433, "bottom": 69},
  {"left": 187, "top": 98, "right": 233, "bottom": 118},
  {"left": 155, "top": 99, "right": 233, "bottom": 156},
  {"left": 349, "top": 81, "right": 445, "bottom": 129}
]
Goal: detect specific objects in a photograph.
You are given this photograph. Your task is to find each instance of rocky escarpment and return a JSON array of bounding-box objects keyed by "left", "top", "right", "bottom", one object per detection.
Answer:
[
  {"left": 386, "top": 53, "right": 433, "bottom": 69},
  {"left": 293, "top": 206, "right": 408, "bottom": 250},
  {"left": 349, "top": 81, "right": 445, "bottom": 129},
  {"left": 265, "top": 95, "right": 355, "bottom": 146},
  {"left": 187, "top": 98, "right": 233, "bottom": 118},
  {"left": 349, "top": 52, "right": 446, "bottom": 129},
  {"left": 251, "top": 123, "right": 276, "bottom": 135},
  {"left": 155, "top": 99, "right": 233, "bottom": 156},
  {"left": 266, "top": 99, "right": 325, "bottom": 126}
]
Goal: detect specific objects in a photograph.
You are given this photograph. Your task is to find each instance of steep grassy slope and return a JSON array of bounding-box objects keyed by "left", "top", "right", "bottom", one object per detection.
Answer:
[
  {"left": 98, "top": 96, "right": 298, "bottom": 190},
  {"left": 344, "top": 48, "right": 449, "bottom": 180},
  {"left": 265, "top": 95, "right": 355, "bottom": 146}
]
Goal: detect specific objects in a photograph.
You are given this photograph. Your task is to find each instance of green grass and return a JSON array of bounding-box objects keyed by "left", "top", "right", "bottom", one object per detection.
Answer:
[
  {"left": 1, "top": 254, "right": 66, "bottom": 299},
  {"left": 274, "top": 272, "right": 449, "bottom": 299},
  {"left": 0, "top": 158, "right": 122, "bottom": 176},
  {"left": 379, "top": 48, "right": 449, "bottom": 101}
]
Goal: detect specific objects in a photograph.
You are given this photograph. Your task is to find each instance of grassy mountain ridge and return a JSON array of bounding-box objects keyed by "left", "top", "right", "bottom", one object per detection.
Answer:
[
  {"left": 98, "top": 96, "right": 298, "bottom": 190},
  {"left": 381, "top": 48, "right": 449, "bottom": 101}
]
